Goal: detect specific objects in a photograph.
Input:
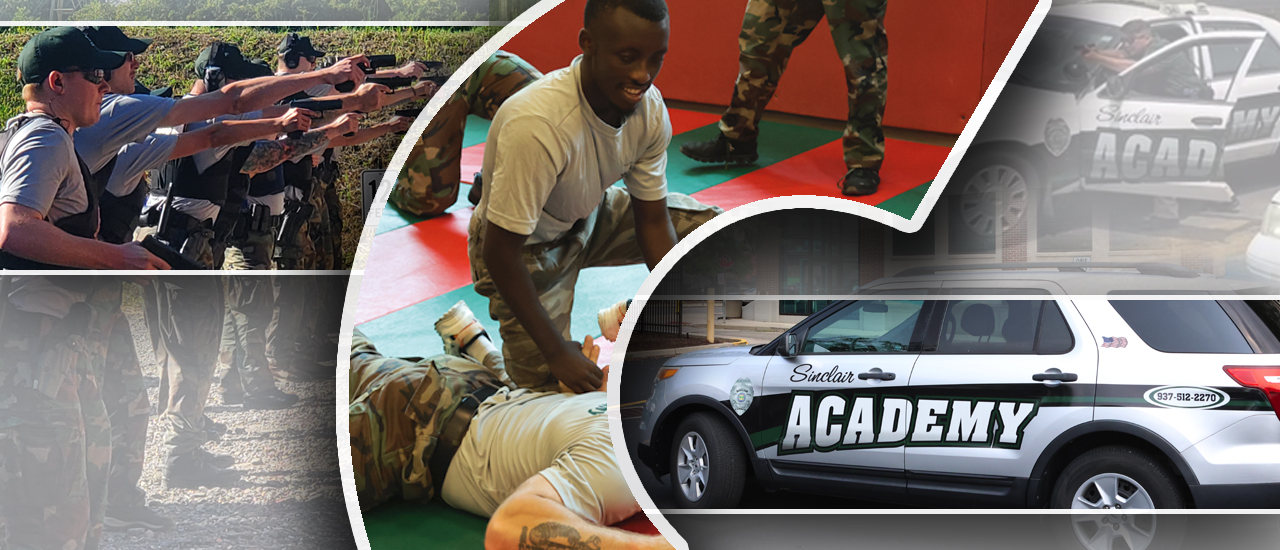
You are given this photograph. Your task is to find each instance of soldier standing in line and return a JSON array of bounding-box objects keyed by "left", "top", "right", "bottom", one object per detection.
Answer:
[
  {"left": 679, "top": 0, "right": 889, "bottom": 196},
  {"left": 390, "top": 50, "right": 543, "bottom": 217}
]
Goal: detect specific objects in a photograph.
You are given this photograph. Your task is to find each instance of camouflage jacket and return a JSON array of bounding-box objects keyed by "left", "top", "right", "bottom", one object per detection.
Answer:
[{"left": 349, "top": 329, "right": 505, "bottom": 510}]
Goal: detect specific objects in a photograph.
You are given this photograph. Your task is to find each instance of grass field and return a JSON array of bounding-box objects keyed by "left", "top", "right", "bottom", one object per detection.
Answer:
[{"left": 0, "top": 25, "right": 500, "bottom": 267}]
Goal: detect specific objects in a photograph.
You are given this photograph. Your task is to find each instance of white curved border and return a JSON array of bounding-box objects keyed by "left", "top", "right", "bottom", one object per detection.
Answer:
[
  {"left": 339, "top": 3, "right": 565, "bottom": 549},
  {"left": 341, "top": 0, "right": 1051, "bottom": 547}
]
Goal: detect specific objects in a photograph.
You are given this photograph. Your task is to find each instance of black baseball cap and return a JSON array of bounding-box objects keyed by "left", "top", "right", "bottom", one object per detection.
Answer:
[
  {"left": 17, "top": 26, "right": 128, "bottom": 85},
  {"left": 80, "top": 26, "right": 151, "bottom": 54},
  {"left": 194, "top": 42, "right": 258, "bottom": 80},
  {"left": 277, "top": 33, "right": 325, "bottom": 58}
]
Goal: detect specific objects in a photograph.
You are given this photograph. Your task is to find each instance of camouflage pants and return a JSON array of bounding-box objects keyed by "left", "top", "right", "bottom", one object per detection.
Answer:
[
  {"left": 324, "top": 175, "right": 344, "bottom": 268},
  {"left": 721, "top": 0, "right": 889, "bottom": 171},
  {"left": 0, "top": 303, "right": 109, "bottom": 550},
  {"left": 268, "top": 275, "right": 313, "bottom": 381},
  {"left": 308, "top": 180, "right": 334, "bottom": 271},
  {"left": 348, "top": 329, "right": 500, "bottom": 510},
  {"left": 219, "top": 275, "right": 277, "bottom": 397},
  {"left": 88, "top": 282, "right": 151, "bottom": 511},
  {"left": 223, "top": 224, "right": 276, "bottom": 270},
  {"left": 390, "top": 51, "right": 542, "bottom": 217},
  {"left": 468, "top": 189, "right": 721, "bottom": 390},
  {"left": 146, "top": 276, "right": 223, "bottom": 458}
]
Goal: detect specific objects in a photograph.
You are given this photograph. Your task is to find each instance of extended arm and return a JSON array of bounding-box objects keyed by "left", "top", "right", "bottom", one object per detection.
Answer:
[
  {"left": 1082, "top": 48, "right": 1137, "bottom": 72},
  {"left": 485, "top": 475, "right": 672, "bottom": 550},
  {"left": 325, "top": 116, "right": 411, "bottom": 148},
  {"left": 631, "top": 196, "right": 677, "bottom": 271},
  {"left": 168, "top": 108, "right": 311, "bottom": 160},
  {"left": 0, "top": 203, "right": 167, "bottom": 269},
  {"left": 482, "top": 223, "right": 604, "bottom": 393},
  {"left": 160, "top": 56, "right": 369, "bottom": 127}
]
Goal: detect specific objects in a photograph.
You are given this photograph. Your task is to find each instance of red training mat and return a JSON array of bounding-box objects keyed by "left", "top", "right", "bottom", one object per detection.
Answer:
[
  {"left": 691, "top": 138, "right": 951, "bottom": 211},
  {"left": 355, "top": 209, "right": 474, "bottom": 324}
]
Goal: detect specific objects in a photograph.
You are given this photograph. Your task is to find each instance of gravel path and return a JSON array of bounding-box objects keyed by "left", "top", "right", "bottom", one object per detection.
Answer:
[{"left": 102, "top": 283, "right": 354, "bottom": 550}]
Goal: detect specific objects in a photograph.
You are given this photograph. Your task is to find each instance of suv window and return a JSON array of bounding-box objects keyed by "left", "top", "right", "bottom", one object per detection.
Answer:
[
  {"left": 802, "top": 300, "right": 923, "bottom": 354},
  {"left": 1200, "top": 21, "right": 1280, "bottom": 77},
  {"left": 1013, "top": 16, "right": 1126, "bottom": 93},
  {"left": 936, "top": 300, "right": 1074, "bottom": 354},
  {"left": 1110, "top": 300, "right": 1253, "bottom": 353}
]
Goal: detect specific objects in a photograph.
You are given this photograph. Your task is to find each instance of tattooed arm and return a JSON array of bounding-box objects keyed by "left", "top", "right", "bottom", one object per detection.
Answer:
[
  {"left": 239, "top": 113, "right": 362, "bottom": 175},
  {"left": 485, "top": 475, "right": 672, "bottom": 550}
]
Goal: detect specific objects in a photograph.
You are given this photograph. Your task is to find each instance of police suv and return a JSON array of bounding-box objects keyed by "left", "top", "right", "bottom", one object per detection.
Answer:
[
  {"left": 635, "top": 299, "right": 1280, "bottom": 509},
  {"left": 959, "top": 1, "right": 1280, "bottom": 228}
]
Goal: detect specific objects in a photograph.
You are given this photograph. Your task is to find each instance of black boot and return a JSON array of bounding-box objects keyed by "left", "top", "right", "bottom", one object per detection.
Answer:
[
  {"left": 243, "top": 386, "right": 301, "bottom": 410},
  {"left": 839, "top": 167, "right": 880, "bottom": 196},
  {"left": 680, "top": 134, "right": 758, "bottom": 165},
  {"left": 164, "top": 451, "right": 241, "bottom": 489}
]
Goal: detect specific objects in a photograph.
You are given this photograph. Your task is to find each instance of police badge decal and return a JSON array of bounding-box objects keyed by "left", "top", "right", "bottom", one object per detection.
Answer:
[{"left": 730, "top": 377, "right": 753, "bottom": 416}]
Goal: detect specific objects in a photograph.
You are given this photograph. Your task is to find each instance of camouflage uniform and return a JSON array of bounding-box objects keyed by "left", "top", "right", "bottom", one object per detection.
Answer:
[
  {"left": 390, "top": 51, "right": 542, "bottom": 217},
  {"left": 348, "top": 328, "right": 502, "bottom": 510},
  {"left": 218, "top": 275, "right": 278, "bottom": 398},
  {"left": 146, "top": 276, "right": 224, "bottom": 462},
  {"left": 307, "top": 178, "right": 334, "bottom": 270},
  {"left": 469, "top": 188, "right": 720, "bottom": 390},
  {"left": 721, "top": 0, "right": 889, "bottom": 171},
  {"left": 222, "top": 223, "right": 276, "bottom": 270},
  {"left": 89, "top": 281, "right": 151, "bottom": 512},
  {"left": 0, "top": 279, "right": 110, "bottom": 550}
]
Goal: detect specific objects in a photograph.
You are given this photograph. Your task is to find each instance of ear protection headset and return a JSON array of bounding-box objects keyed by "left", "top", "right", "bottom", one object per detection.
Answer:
[
  {"left": 283, "top": 33, "right": 303, "bottom": 69},
  {"left": 203, "top": 42, "right": 227, "bottom": 92}
]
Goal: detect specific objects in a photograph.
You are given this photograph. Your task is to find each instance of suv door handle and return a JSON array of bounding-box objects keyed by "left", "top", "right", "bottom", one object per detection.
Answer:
[
  {"left": 858, "top": 371, "right": 896, "bottom": 381},
  {"left": 1033, "top": 372, "right": 1079, "bottom": 382},
  {"left": 1192, "top": 117, "right": 1224, "bottom": 127}
]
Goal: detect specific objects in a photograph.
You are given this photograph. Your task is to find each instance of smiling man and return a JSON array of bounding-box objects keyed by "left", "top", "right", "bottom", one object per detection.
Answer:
[{"left": 470, "top": 0, "right": 720, "bottom": 394}]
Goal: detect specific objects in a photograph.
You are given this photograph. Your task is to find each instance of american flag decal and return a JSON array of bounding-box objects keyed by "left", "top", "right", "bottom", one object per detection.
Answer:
[{"left": 1102, "top": 336, "right": 1128, "bottom": 348}]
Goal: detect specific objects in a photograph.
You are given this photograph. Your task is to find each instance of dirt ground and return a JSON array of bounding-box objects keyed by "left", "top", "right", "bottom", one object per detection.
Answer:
[{"left": 98, "top": 282, "right": 353, "bottom": 550}]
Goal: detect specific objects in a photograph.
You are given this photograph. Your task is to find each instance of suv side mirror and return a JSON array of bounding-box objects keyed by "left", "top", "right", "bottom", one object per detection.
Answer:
[{"left": 781, "top": 333, "right": 799, "bottom": 357}]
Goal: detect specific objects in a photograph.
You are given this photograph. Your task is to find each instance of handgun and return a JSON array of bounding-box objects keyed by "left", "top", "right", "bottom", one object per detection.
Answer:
[{"left": 287, "top": 98, "right": 347, "bottom": 139}]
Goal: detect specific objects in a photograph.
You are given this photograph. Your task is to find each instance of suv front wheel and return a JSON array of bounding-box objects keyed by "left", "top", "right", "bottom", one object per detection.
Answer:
[
  {"left": 669, "top": 412, "right": 747, "bottom": 509},
  {"left": 1051, "top": 446, "right": 1187, "bottom": 509}
]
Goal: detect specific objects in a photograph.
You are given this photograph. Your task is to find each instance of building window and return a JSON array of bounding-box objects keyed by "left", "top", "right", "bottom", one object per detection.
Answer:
[{"left": 780, "top": 300, "right": 839, "bottom": 316}]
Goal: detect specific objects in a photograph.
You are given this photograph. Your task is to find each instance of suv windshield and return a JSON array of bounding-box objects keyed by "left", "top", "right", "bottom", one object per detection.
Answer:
[{"left": 1013, "top": 15, "right": 1124, "bottom": 93}]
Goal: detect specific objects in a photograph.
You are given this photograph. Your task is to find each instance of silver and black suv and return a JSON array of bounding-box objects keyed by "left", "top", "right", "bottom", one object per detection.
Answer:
[{"left": 636, "top": 299, "right": 1280, "bottom": 509}]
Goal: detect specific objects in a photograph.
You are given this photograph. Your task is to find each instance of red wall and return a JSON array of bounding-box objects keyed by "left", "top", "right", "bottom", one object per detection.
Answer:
[{"left": 502, "top": 0, "right": 1038, "bottom": 135}]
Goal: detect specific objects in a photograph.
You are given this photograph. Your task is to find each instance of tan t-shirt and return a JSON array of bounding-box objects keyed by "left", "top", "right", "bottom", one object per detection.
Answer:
[{"left": 477, "top": 55, "right": 670, "bottom": 244}]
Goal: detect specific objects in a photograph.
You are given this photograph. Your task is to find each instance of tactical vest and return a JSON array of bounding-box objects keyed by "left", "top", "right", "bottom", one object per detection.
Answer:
[
  {"left": 0, "top": 114, "right": 101, "bottom": 271},
  {"left": 248, "top": 165, "right": 286, "bottom": 197},
  {"left": 92, "top": 155, "right": 153, "bottom": 245},
  {"left": 160, "top": 145, "right": 237, "bottom": 209}
]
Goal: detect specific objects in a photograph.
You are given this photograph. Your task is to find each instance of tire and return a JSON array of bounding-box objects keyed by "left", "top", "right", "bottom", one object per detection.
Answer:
[
  {"left": 668, "top": 412, "right": 747, "bottom": 509},
  {"left": 1050, "top": 445, "right": 1187, "bottom": 510},
  {"left": 952, "top": 150, "right": 1043, "bottom": 237}
]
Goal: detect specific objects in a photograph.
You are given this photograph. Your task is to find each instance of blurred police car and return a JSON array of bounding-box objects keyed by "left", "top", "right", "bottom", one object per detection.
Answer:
[
  {"left": 636, "top": 299, "right": 1280, "bottom": 509},
  {"left": 1246, "top": 189, "right": 1280, "bottom": 279},
  {"left": 958, "top": 1, "right": 1279, "bottom": 229}
]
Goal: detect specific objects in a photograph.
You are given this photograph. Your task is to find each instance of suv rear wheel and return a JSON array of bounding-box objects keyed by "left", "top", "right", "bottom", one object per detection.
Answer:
[
  {"left": 669, "top": 412, "right": 746, "bottom": 508},
  {"left": 1051, "top": 445, "right": 1186, "bottom": 509}
]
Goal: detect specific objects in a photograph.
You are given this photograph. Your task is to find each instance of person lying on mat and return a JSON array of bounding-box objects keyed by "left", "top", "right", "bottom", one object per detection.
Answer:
[
  {"left": 468, "top": 0, "right": 719, "bottom": 395},
  {"left": 349, "top": 302, "right": 672, "bottom": 550}
]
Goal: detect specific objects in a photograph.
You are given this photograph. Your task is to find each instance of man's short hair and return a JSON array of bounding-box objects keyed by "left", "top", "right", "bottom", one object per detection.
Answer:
[
  {"left": 1121, "top": 19, "right": 1152, "bottom": 38},
  {"left": 584, "top": 0, "right": 668, "bottom": 27}
]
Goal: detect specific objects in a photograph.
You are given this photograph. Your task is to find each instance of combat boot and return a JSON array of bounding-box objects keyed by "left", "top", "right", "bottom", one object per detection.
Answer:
[
  {"left": 243, "top": 386, "right": 300, "bottom": 410},
  {"left": 680, "top": 134, "right": 758, "bottom": 165},
  {"left": 104, "top": 505, "right": 174, "bottom": 531},
  {"left": 839, "top": 167, "right": 880, "bottom": 196},
  {"left": 193, "top": 446, "right": 237, "bottom": 469},
  {"left": 164, "top": 451, "right": 241, "bottom": 489}
]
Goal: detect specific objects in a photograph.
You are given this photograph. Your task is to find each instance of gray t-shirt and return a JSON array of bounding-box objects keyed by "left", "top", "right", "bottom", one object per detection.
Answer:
[
  {"left": 0, "top": 114, "right": 89, "bottom": 223},
  {"left": 75, "top": 94, "right": 177, "bottom": 173},
  {"left": 106, "top": 133, "right": 179, "bottom": 197},
  {"left": 0, "top": 114, "right": 92, "bottom": 317}
]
